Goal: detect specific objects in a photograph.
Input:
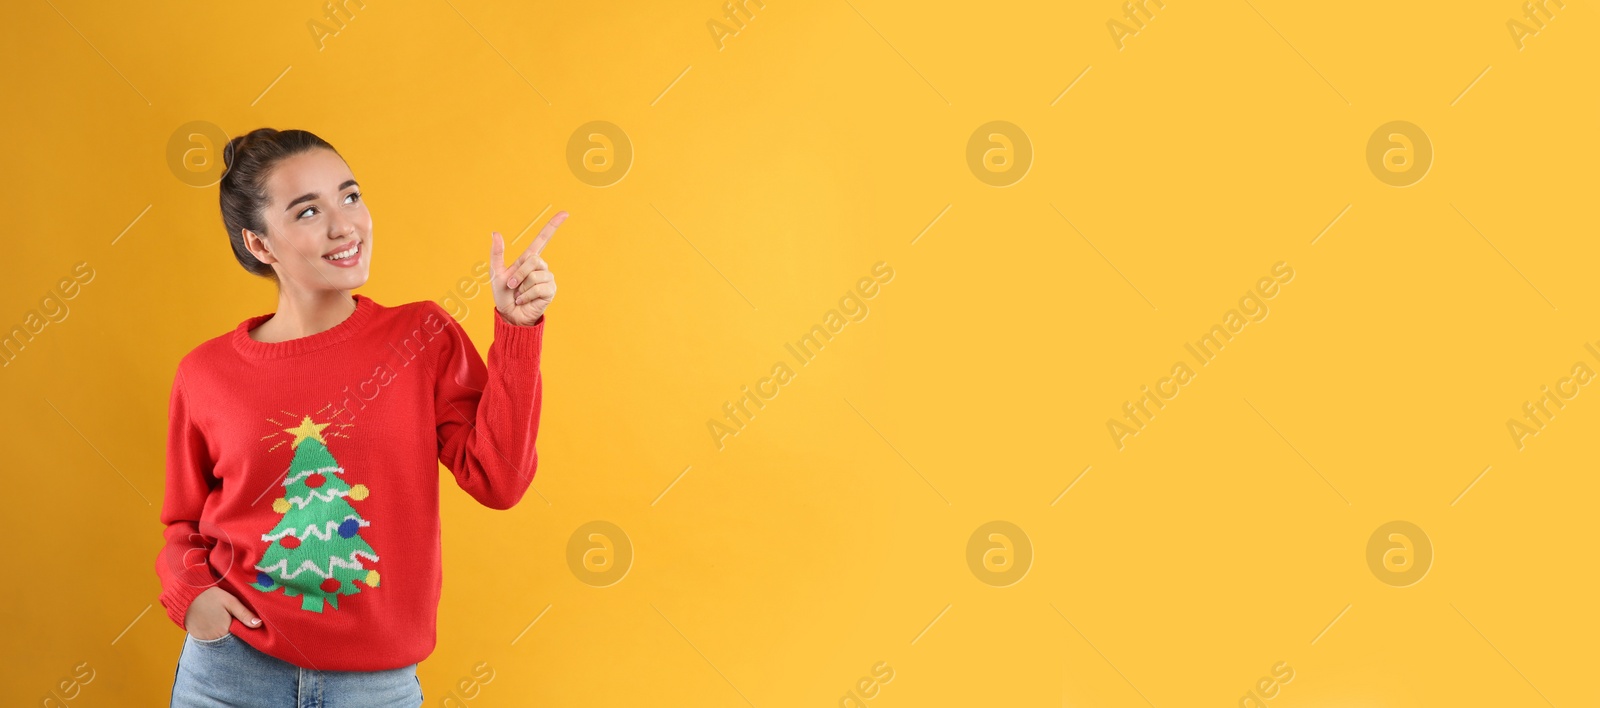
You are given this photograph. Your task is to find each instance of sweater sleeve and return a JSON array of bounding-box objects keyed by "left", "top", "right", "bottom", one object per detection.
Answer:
[
  {"left": 154, "top": 367, "right": 224, "bottom": 631},
  {"left": 430, "top": 303, "right": 545, "bottom": 510}
]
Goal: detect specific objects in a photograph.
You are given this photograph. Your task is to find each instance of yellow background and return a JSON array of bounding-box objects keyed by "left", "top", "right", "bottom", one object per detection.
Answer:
[{"left": 2, "top": 0, "right": 1596, "bottom": 705}]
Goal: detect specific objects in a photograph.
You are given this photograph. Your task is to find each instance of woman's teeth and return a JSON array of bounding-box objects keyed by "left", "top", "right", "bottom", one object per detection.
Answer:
[{"left": 325, "top": 242, "right": 360, "bottom": 261}]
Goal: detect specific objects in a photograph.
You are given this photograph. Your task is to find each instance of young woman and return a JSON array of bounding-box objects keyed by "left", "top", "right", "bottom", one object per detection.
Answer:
[{"left": 156, "top": 128, "right": 565, "bottom": 706}]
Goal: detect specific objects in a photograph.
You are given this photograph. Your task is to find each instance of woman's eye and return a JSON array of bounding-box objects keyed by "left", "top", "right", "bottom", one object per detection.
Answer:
[{"left": 297, "top": 193, "right": 358, "bottom": 219}]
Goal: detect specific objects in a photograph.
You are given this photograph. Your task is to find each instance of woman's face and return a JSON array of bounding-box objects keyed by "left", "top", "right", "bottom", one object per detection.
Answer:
[{"left": 247, "top": 148, "right": 372, "bottom": 293}]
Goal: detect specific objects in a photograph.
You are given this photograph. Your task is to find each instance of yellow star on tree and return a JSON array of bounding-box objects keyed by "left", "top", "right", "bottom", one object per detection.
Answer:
[{"left": 284, "top": 415, "right": 330, "bottom": 449}]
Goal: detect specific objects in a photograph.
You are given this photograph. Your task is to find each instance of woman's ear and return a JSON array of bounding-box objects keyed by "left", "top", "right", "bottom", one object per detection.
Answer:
[{"left": 243, "top": 228, "right": 276, "bottom": 266}]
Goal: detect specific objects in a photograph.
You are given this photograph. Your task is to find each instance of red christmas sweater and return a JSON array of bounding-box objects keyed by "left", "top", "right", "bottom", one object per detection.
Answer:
[{"left": 154, "top": 293, "right": 543, "bottom": 671}]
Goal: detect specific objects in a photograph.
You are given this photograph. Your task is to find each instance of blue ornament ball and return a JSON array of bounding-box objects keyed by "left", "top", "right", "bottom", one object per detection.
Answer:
[
  {"left": 256, "top": 571, "right": 274, "bottom": 587},
  {"left": 339, "top": 518, "right": 360, "bottom": 539}
]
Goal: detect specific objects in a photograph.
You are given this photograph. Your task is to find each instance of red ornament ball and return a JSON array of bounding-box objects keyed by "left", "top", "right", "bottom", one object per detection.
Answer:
[
  {"left": 306, "top": 473, "right": 326, "bottom": 488},
  {"left": 280, "top": 535, "right": 301, "bottom": 550},
  {"left": 320, "top": 578, "right": 341, "bottom": 593}
]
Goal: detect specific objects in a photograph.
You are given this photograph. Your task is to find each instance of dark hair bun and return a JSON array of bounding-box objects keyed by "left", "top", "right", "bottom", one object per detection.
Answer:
[{"left": 217, "top": 128, "right": 339, "bottom": 282}]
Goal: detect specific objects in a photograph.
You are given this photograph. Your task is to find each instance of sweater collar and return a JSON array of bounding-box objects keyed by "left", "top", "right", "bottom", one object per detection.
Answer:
[{"left": 232, "top": 293, "right": 379, "bottom": 360}]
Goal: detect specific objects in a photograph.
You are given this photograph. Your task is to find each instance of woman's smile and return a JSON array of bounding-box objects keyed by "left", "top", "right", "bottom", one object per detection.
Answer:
[{"left": 322, "top": 240, "right": 362, "bottom": 268}]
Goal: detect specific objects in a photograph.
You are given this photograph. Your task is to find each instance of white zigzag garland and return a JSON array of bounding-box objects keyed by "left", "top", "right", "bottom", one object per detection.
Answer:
[
  {"left": 256, "top": 548, "right": 381, "bottom": 581},
  {"left": 261, "top": 514, "right": 371, "bottom": 543},
  {"left": 279, "top": 486, "right": 356, "bottom": 510},
  {"left": 284, "top": 464, "right": 343, "bottom": 486}
]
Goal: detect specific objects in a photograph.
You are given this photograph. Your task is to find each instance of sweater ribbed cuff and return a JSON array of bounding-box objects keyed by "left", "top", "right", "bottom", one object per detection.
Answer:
[
  {"left": 492, "top": 308, "right": 545, "bottom": 359},
  {"left": 159, "top": 566, "right": 222, "bottom": 631}
]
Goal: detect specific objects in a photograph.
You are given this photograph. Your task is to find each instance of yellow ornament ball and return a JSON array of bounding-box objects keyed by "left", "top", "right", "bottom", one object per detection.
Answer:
[
  {"left": 272, "top": 498, "right": 289, "bottom": 513},
  {"left": 365, "top": 570, "right": 380, "bottom": 587},
  {"left": 348, "top": 484, "right": 369, "bottom": 501}
]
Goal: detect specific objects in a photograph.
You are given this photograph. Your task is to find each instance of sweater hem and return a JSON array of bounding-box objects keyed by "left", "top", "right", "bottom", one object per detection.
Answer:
[{"left": 235, "top": 628, "right": 436, "bottom": 672}]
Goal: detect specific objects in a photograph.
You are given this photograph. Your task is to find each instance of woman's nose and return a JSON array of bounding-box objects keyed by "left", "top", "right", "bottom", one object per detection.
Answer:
[{"left": 328, "top": 211, "right": 356, "bottom": 237}]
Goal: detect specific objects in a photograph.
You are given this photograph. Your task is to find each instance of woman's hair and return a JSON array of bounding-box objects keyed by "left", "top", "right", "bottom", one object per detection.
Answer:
[{"left": 219, "top": 128, "right": 340, "bottom": 281}]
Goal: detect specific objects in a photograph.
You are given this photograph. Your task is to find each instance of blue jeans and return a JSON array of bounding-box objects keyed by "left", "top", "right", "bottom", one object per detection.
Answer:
[{"left": 171, "top": 632, "right": 422, "bottom": 707}]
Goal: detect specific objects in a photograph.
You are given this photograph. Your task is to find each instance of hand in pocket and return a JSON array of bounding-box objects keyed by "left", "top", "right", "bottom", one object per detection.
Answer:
[{"left": 184, "top": 587, "right": 261, "bottom": 641}]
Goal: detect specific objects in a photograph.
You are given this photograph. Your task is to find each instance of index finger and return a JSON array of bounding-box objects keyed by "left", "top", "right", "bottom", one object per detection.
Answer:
[{"left": 527, "top": 210, "right": 569, "bottom": 257}]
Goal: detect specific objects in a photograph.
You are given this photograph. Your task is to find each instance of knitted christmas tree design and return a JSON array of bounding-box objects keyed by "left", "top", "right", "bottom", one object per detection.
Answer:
[{"left": 249, "top": 414, "right": 380, "bottom": 613}]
